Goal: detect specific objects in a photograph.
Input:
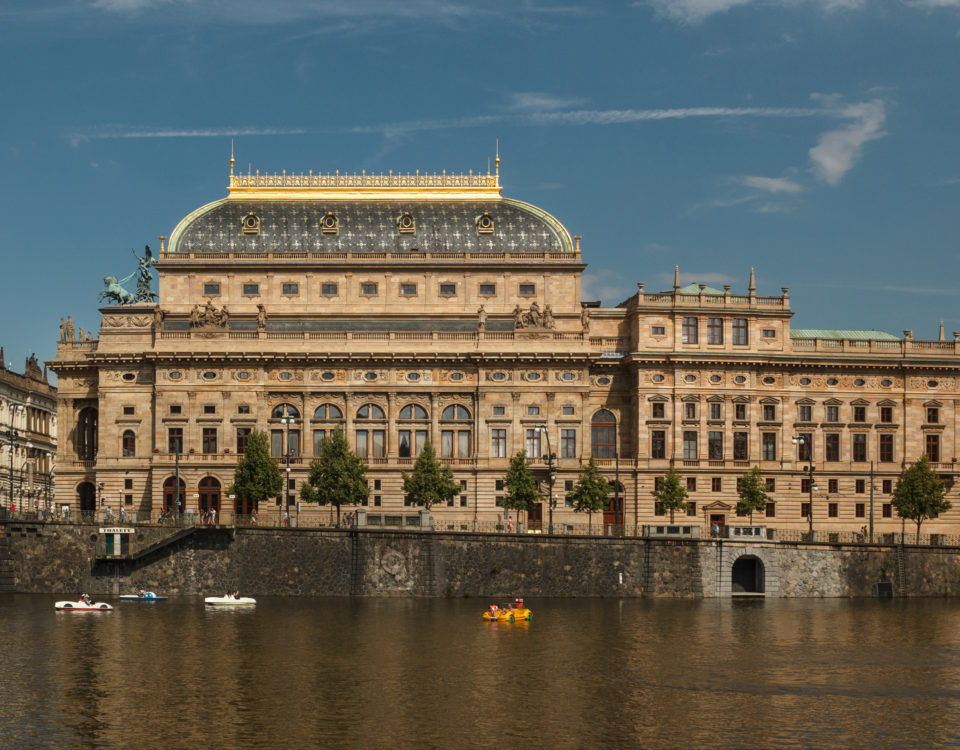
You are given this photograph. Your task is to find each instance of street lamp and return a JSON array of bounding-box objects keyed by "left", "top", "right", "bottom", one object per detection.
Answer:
[
  {"left": 792, "top": 435, "right": 819, "bottom": 539},
  {"left": 3, "top": 403, "right": 24, "bottom": 515},
  {"left": 536, "top": 424, "right": 557, "bottom": 534},
  {"left": 280, "top": 414, "right": 298, "bottom": 526}
]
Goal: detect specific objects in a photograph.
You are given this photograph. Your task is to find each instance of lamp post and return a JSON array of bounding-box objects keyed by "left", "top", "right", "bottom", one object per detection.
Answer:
[
  {"left": 536, "top": 424, "right": 556, "bottom": 535},
  {"left": 281, "top": 414, "right": 297, "bottom": 526},
  {"left": 3, "top": 403, "right": 24, "bottom": 515},
  {"left": 792, "top": 435, "right": 818, "bottom": 539}
]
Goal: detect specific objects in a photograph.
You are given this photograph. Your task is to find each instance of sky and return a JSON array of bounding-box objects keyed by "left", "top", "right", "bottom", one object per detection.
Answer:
[{"left": 1, "top": 0, "right": 960, "bottom": 379}]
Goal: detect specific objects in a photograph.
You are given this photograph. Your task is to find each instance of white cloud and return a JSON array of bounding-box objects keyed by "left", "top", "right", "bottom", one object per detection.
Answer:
[
  {"left": 736, "top": 175, "right": 804, "bottom": 193},
  {"left": 635, "top": 0, "right": 873, "bottom": 23},
  {"left": 508, "top": 92, "right": 588, "bottom": 112},
  {"left": 581, "top": 270, "right": 636, "bottom": 305},
  {"left": 808, "top": 96, "right": 887, "bottom": 185}
]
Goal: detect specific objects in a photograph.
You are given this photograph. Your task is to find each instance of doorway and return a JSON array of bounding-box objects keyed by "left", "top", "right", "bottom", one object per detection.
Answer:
[
  {"left": 198, "top": 476, "right": 221, "bottom": 516},
  {"left": 710, "top": 513, "right": 725, "bottom": 537},
  {"left": 732, "top": 555, "right": 765, "bottom": 594}
]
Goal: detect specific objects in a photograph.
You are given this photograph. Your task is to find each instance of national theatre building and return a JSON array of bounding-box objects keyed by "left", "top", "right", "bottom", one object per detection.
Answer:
[{"left": 49, "top": 155, "right": 960, "bottom": 537}]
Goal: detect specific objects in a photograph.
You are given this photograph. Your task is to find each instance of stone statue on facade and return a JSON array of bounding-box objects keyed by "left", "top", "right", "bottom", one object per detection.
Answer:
[
  {"left": 153, "top": 306, "right": 164, "bottom": 331},
  {"left": 257, "top": 304, "right": 267, "bottom": 331},
  {"left": 512, "top": 302, "right": 555, "bottom": 330},
  {"left": 78, "top": 326, "right": 84, "bottom": 342},
  {"left": 477, "top": 304, "right": 487, "bottom": 331},
  {"left": 131, "top": 245, "right": 158, "bottom": 302},
  {"left": 98, "top": 276, "right": 135, "bottom": 305},
  {"left": 581, "top": 305, "right": 591, "bottom": 334},
  {"left": 190, "top": 300, "right": 229, "bottom": 328},
  {"left": 59, "top": 318, "right": 66, "bottom": 342},
  {"left": 66, "top": 316, "right": 75, "bottom": 341},
  {"left": 543, "top": 304, "right": 554, "bottom": 330}
]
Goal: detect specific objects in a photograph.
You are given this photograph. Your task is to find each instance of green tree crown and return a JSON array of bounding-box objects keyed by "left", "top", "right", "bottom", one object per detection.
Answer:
[
  {"left": 401, "top": 440, "right": 460, "bottom": 510},
  {"left": 300, "top": 429, "right": 370, "bottom": 522},
  {"left": 892, "top": 454, "right": 951, "bottom": 538},
  {"left": 569, "top": 457, "right": 611, "bottom": 516},
  {"left": 230, "top": 429, "right": 282, "bottom": 504},
  {"left": 503, "top": 451, "right": 542, "bottom": 514},
  {"left": 652, "top": 464, "right": 688, "bottom": 522},
  {"left": 736, "top": 466, "right": 771, "bottom": 524}
]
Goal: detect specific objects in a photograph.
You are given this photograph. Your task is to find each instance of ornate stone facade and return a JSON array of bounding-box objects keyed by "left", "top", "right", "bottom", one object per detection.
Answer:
[{"left": 48, "top": 160, "right": 960, "bottom": 536}]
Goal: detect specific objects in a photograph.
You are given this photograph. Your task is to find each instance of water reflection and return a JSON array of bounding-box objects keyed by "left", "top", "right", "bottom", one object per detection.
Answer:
[{"left": 2, "top": 596, "right": 960, "bottom": 748}]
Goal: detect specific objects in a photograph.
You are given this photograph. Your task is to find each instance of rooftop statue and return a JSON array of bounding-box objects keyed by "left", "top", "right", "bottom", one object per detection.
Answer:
[
  {"left": 98, "top": 276, "right": 135, "bottom": 305},
  {"left": 132, "top": 245, "right": 158, "bottom": 302}
]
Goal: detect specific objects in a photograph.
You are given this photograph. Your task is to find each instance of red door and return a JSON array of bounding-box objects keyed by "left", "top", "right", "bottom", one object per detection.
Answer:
[{"left": 710, "top": 513, "right": 725, "bottom": 537}]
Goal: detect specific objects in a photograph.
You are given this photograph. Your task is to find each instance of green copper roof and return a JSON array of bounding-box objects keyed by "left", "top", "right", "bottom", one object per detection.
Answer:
[
  {"left": 791, "top": 329, "right": 900, "bottom": 341},
  {"left": 677, "top": 282, "right": 726, "bottom": 295}
]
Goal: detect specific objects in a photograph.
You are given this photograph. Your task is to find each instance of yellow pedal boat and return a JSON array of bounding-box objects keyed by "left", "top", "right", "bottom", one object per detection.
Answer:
[{"left": 482, "top": 598, "right": 532, "bottom": 623}]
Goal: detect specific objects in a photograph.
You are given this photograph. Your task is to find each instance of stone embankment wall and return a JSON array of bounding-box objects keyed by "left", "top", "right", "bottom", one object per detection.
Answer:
[{"left": 3, "top": 521, "right": 960, "bottom": 598}]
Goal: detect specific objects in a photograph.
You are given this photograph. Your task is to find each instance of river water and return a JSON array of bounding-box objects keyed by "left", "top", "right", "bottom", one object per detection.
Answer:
[{"left": 2, "top": 595, "right": 960, "bottom": 749}]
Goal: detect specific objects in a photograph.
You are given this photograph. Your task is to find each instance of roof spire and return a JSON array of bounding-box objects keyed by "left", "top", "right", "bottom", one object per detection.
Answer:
[
  {"left": 939, "top": 319, "right": 945, "bottom": 341},
  {"left": 748, "top": 266, "right": 756, "bottom": 294},
  {"left": 673, "top": 265, "right": 680, "bottom": 292},
  {"left": 494, "top": 139, "right": 500, "bottom": 181},
  {"left": 229, "top": 139, "right": 235, "bottom": 179}
]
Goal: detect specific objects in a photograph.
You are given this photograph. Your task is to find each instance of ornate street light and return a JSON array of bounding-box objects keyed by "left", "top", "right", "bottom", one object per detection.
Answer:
[
  {"left": 536, "top": 424, "right": 556, "bottom": 535},
  {"left": 792, "top": 435, "right": 819, "bottom": 539},
  {"left": 280, "top": 414, "right": 298, "bottom": 527}
]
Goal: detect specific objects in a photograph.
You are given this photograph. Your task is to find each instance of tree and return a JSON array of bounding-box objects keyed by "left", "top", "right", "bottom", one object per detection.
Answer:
[
  {"left": 652, "top": 464, "right": 688, "bottom": 523},
  {"left": 300, "top": 429, "right": 369, "bottom": 525},
  {"left": 401, "top": 439, "right": 460, "bottom": 511},
  {"left": 503, "top": 451, "right": 542, "bottom": 534},
  {"left": 892, "top": 455, "right": 951, "bottom": 541},
  {"left": 230, "top": 430, "right": 283, "bottom": 516},
  {"left": 569, "top": 457, "right": 612, "bottom": 534},
  {"left": 736, "top": 466, "right": 771, "bottom": 525}
]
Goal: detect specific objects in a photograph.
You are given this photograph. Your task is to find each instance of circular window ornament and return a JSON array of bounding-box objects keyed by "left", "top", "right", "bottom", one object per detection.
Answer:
[
  {"left": 684, "top": 375, "right": 696, "bottom": 383},
  {"left": 237, "top": 371, "right": 250, "bottom": 380},
  {"left": 492, "top": 372, "right": 507, "bottom": 381},
  {"left": 122, "top": 373, "right": 136, "bottom": 382},
  {"left": 827, "top": 378, "right": 838, "bottom": 386},
  {"left": 597, "top": 376, "right": 611, "bottom": 386},
  {"left": 881, "top": 378, "right": 892, "bottom": 387},
  {"left": 168, "top": 371, "right": 182, "bottom": 380},
  {"left": 709, "top": 375, "right": 721, "bottom": 383},
  {"left": 279, "top": 371, "right": 292, "bottom": 381},
  {"left": 449, "top": 372, "right": 464, "bottom": 381},
  {"left": 407, "top": 373, "right": 421, "bottom": 382},
  {"left": 321, "top": 371, "right": 335, "bottom": 381},
  {"left": 928, "top": 379, "right": 939, "bottom": 388},
  {"left": 527, "top": 373, "right": 541, "bottom": 381},
  {"left": 561, "top": 372, "right": 576, "bottom": 381},
  {"left": 763, "top": 376, "right": 775, "bottom": 384},
  {"left": 854, "top": 378, "right": 865, "bottom": 386},
  {"left": 364, "top": 372, "right": 378, "bottom": 382},
  {"left": 799, "top": 377, "right": 811, "bottom": 385},
  {"left": 734, "top": 375, "right": 747, "bottom": 384},
  {"left": 202, "top": 371, "right": 217, "bottom": 380},
  {"left": 652, "top": 374, "right": 665, "bottom": 383}
]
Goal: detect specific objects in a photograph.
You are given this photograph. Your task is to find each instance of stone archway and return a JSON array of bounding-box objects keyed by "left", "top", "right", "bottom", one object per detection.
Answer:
[
  {"left": 77, "top": 482, "right": 96, "bottom": 516},
  {"left": 732, "top": 555, "right": 765, "bottom": 594}
]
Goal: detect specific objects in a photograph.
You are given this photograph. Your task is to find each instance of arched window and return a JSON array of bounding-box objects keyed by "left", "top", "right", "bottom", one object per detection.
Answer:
[
  {"left": 162, "top": 476, "right": 186, "bottom": 514},
  {"left": 399, "top": 404, "right": 428, "bottom": 420},
  {"left": 77, "top": 407, "right": 98, "bottom": 460},
  {"left": 312, "top": 404, "right": 344, "bottom": 455},
  {"left": 122, "top": 430, "right": 136, "bottom": 457},
  {"left": 313, "top": 404, "right": 343, "bottom": 420},
  {"left": 440, "top": 404, "right": 472, "bottom": 458},
  {"left": 198, "top": 476, "right": 221, "bottom": 514},
  {"left": 271, "top": 403, "right": 300, "bottom": 419},
  {"left": 591, "top": 410, "right": 617, "bottom": 459},
  {"left": 356, "top": 404, "right": 385, "bottom": 458},
  {"left": 441, "top": 405, "right": 471, "bottom": 420}
]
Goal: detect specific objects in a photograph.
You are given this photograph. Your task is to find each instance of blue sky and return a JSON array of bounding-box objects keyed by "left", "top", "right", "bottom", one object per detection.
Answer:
[{"left": 2, "top": 0, "right": 960, "bottom": 376}]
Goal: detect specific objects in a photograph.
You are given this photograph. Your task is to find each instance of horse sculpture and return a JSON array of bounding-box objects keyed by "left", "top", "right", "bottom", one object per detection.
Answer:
[{"left": 98, "top": 276, "right": 135, "bottom": 305}]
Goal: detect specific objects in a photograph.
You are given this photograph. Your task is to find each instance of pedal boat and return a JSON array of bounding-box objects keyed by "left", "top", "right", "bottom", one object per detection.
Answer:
[
  {"left": 205, "top": 595, "right": 256, "bottom": 606},
  {"left": 119, "top": 592, "right": 167, "bottom": 602},
  {"left": 482, "top": 604, "right": 532, "bottom": 623},
  {"left": 56, "top": 598, "right": 113, "bottom": 611}
]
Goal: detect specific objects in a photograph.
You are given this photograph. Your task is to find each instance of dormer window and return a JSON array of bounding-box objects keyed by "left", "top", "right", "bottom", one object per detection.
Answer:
[
  {"left": 476, "top": 211, "right": 495, "bottom": 234},
  {"left": 241, "top": 212, "right": 260, "bottom": 235},
  {"left": 321, "top": 212, "right": 339, "bottom": 234},
  {"left": 397, "top": 212, "right": 416, "bottom": 234}
]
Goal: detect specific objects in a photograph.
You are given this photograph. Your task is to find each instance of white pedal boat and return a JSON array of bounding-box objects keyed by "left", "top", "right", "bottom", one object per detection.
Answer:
[
  {"left": 205, "top": 595, "right": 256, "bottom": 606},
  {"left": 56, "top": 598, "right": 113, "bottom": 611}
]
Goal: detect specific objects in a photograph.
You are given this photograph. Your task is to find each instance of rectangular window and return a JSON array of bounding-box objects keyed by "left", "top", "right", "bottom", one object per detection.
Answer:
[
  {"left": 652, "top": 402, "right": 665, "bottom": 419},
  {"left": 519, "top": 283, "right": 536, "bottom": 295},
  {"left": 732, "top": 318, "right": 748, "bottom": 345},
  {"left": 288, "top": 431, "right": 300, "bottom": 457},
  {"left": 856, "top": 503, "right": 865, "bottom": 518},
  {"left": 762, "top": 404, "right": 776, "bottom": 422},
  {"left": 765, "top": 503, "right": 776, "bottom": 517},
  {"left": 271, "top": 430, "right": 283, "bottom": 458},
  {"left": 828, "top": 502, "right": 838, "bottom": 518},
  {"left": 203, "top": 405, "right": 216, "bottom": 414},
  {"left": 733, "top": 432, "right": 748, "bottom": 461},
  {"left": 361, "top": 282, "right": 378, "bottom": 295},
  {"left": 802, "top": 503, "right": 811, "bottom": 518},
  {"left": 802, "top": 478, "right": 811, "bottom": 494},
  {"left": 682, "top": 317, "right": 698, "bottom": 344},
  {"left": 762, "top": 432, "right": 776, "bottom": 461},
  {"left": 825, "top": 433, "right": 840, "bottom": 462},
  {"left": 400, "top": 283, "right": 417, "bottom": 296},
  {"left": 561, "top": 429, "right": 576, "bottom": 458},
  {"left": 687, "top": 478, "right": 697, "bottom": 492},
  {"left": 493, "top": 406, "right": 505, "bottom": 416},
  {"left": 856, "top": 479, "right": 866, "bottom": 494},
  {"left": 242, "top": 283, "right": 259, "bottom": 296},
  {"left": 708, "top": 431, "right": 723, "bottom": 460},
  {"left": 762, "top": 329, "right": 776, "bottom": 338},
  {"left": 685, "top": 403, "right": 697, "bottom": 420},
  {"left": 926, "top": 433, "right": 941, "bottom": 462},
  {"left": 202, "top": 428, "right": 217, "bottom": 454},
  {"left": 883, "top": 503, "right": 892, "bottom": 518},
  {"left": 562, "top": 406, "right": 575, "bottom": 416},
  {"left": 491, "top": 429, "right": 507, "bottom": 458},
  {"left": 238, "top": 404, "right": 250, "bottom": 415},
  {"left": 125, "top": 479, "right": 133, "bottom": 490},
  {"left": 798, "top": 405, "right": 812, "bottom": 422},
  {"left": 683, "top": 431, "right": 698, "bottom": 460},
  {"left": 204, "top": 283, "right": 220, "bottom": 296},
  {"left": 496, "top": 480, "right": 505, "bottom": 491},
  {"left": 168, "top": 428, "right": 183, "bottom": 454},
  {"left": 707, "top": 318, "right": 723, "bottom": 345},
  {"left": 654, "top": 501, "right": 665, "bottom": 516},
  {"left": 236, "top": 428, "right": 250, "bottom": 454},
  {"left": 880, "top": 407, "right": 893, "bottom": 423},
  {"left": 123, "top": 405, "right": 135, "bottom": 415},
  {"left": 796, "top": 434, "right": 812, "bottom": 462},
  {"left": 709, "top": 403, "right": 721, "bottom": 420},
  {"left": 826, "top": 406, "right": 839, "bottom": 422},
  {"left": 122, "top": 432, "right": 135, "bottom": 457},
  {"left": 460, "top": 495, "right": 468, "bottom": 508},
  {"left": 853, "top": 406, "right": 866, "bottom": 423},
  {"left": 882, "top": 480, "right": 892, "bottom": 494},
  {"left": 359, "top": 430, "right": 384, "bottom": 458},
  {"left": 928, "top": 407, "right": 940, "bottom": 424},
  {"left": 527, "top": 406, "right": 540, "bottom": 416},
  {"left": 458, "top": 430, "right": 471, "bottom": 458},
  {"left": 356, "top": 430, "right": 368, "bottom": 458},
  {"left": 170, "top": 404, "right": 182, "bottom": 415},
  {"left": 712, "top": 477, "right": 722, "bottom": 492},
  {"left": 765, "top": 478, "right": 776, "bottom": 492},
  {"left": 852, "top": 433, "right": 867, "bottom": 462},
  {"left": 439, "top": 283, "right": 456, "bottom": 296},
  {"left": 879, "top": 434, "right": 894, "bottom": 463},
  {"left": 651, "top": 430, "right": 666, "bottom": 459},
  {"left": 734, "top": 404, "right": 746, "bottom": 421},
  {"left": 652, "top": 326, "right": 665, "bottom": 336},
  {"left": 442, "top": 430, "right": 454, "bottom": 457},
  {"left": 125, "top": 494, "right": 133, "bottom": 506},
  {"left": 284, "top": 283, "right": 301, "bottom": 295},
  {"left": 828, "top": 479, "right": 839, "bottom": 494},
  {"left": 526, "top": 429, "right": 542, "bottom": 458},
  {"left": 479, "top": 283, "right": 496, "bottom": 296},
  {"left": 686, "top": 502, "right": 697, "bottom": 517},
  {"left": 313, "top": 430, "right": 327, "bottom": 456}
]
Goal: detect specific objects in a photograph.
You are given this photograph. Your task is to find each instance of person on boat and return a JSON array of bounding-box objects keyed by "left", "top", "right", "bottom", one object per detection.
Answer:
[
  {"left": 137, "top": 587, "right": 146, "bottom": 598},
  {"left": 514, "top": 597, "right": 525, "bottom": 609},
  {"left": 81, "top": 594, "right": 92, "bottom": 606}
]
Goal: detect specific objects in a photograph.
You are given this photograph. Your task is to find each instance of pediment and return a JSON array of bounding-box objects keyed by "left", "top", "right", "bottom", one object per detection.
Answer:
[
  {"left": 877, "top": 399, "right": 897, "bottom": 407},
  {"left": 707, "top": 395, "right": 725, "bottom": 403},
  {"left": 850, "top": 398, "right": 870, "bottom": 406},
  {"left": 823, "top": 398, "right": 843, "bottom": 406},
  {"left": 795, "top": 398, "right": 815, "bottom": 405},
  {"left": 732, "top": 395, "right": 751, "bottom": 403},
  {"left": 648, "top": 394, "right": 670, "bottom": 402},
  {"left": 759, "top": 396, "right": 780, "bottom": 404},
  {"left": 924, "top": 399, "right": 943, "bottom": 407},
  {"left": 703, "top": 500, "right": 733, "bottom": 511},
  {"left": 681, "top": 394, "right": 700, "bottom": 402}
]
